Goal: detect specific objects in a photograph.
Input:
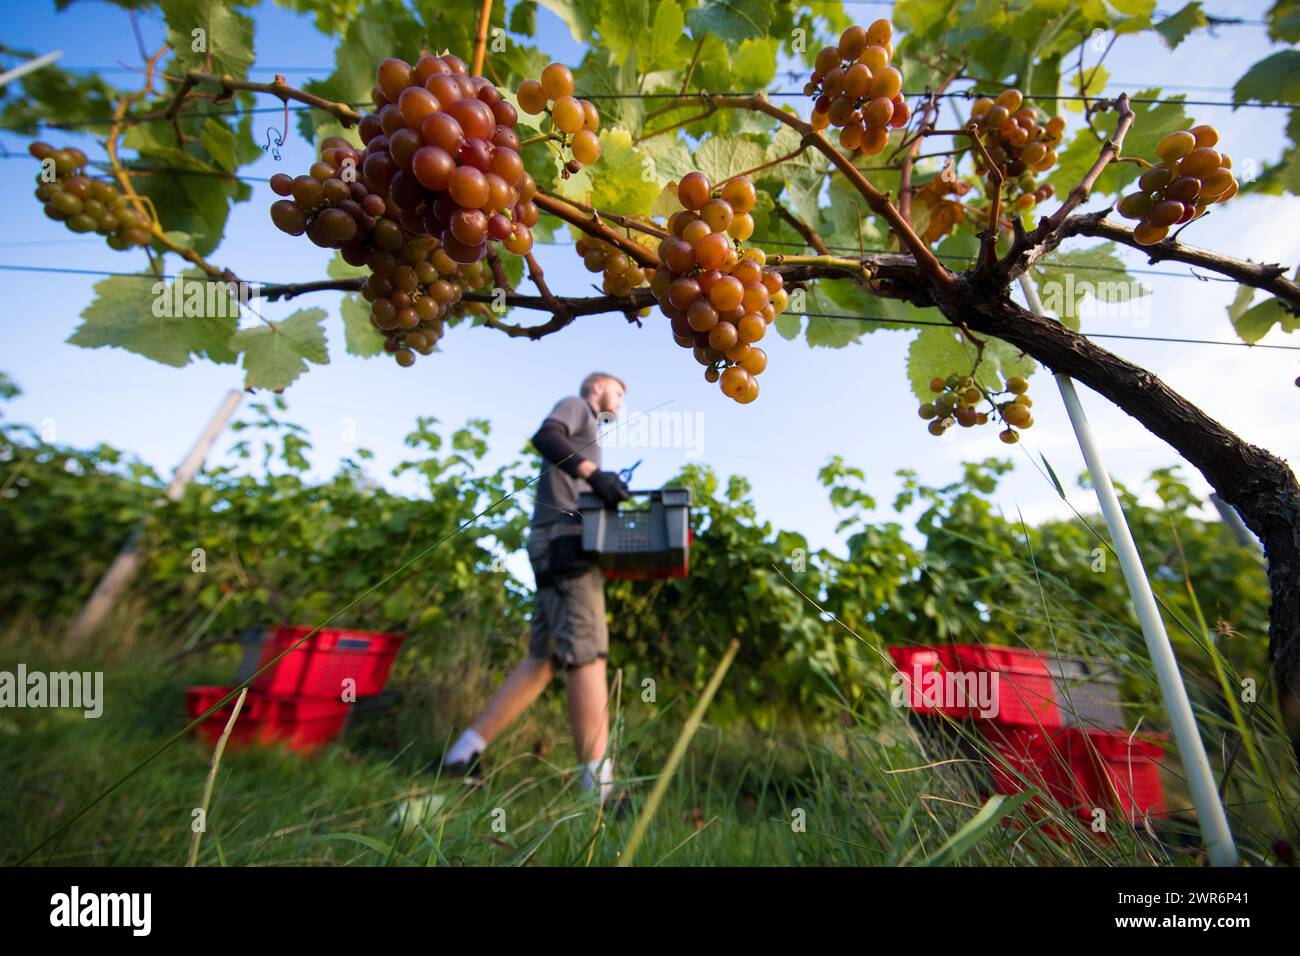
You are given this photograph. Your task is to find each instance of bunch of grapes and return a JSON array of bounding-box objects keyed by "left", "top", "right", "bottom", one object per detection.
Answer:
[
  {"left": 1116, "top": 124, "right": 1236, "bottom": 246},
  {"left": 268, "top": 136, "right": 384, "bottom": 250},
  {"left": 357, "top": 52, "right": 537, "bottom": 262},
  {"left": 652, "top": 173, "right": 788, "bottom": 404},
  {"left": 516, "top": 64, "right": 602, "bottom": 171},
  {"left": 918, "top": 373, "right": 1034, "bottom": 444},
  {"left": 29, "top": 142, "right": 152, "bottom": 249},
  {"left": 806, "top": 19, "right": 910, "bottom": 155},
  {"left": 969, "top": 89, "right": 1064, "bottom": 212},
  {"left": 575, "top": 235, "right": 651, "bottom": 296}
]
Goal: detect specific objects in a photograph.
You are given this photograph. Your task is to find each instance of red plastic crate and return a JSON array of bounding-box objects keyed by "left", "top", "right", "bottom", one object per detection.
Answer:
[
  {"left": 953, "top": 645, "right": 1060, "bottom": 728},
  {"left": 185, "top": 685, "right": 350, "bottom": 753},
  {"left": 250, "top": 627, "right": 405, "bottom": 699},
  {"left": 1069, "top": 729, "right": 1168, "bottom": 822},
  {"left": 888, "top": 645, "right": 969, "bottom": 717},
  {"left": 982, "top": 725, "right": 1094, "bottom": 818}
]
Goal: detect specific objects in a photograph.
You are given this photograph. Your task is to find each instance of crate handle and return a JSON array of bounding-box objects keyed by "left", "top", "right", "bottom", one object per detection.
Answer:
[{"left": 336, "top": 638, "right": 371, "bottom": 650}]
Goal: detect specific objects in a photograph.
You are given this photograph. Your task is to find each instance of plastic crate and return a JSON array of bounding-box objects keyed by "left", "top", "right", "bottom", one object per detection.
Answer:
[
  {"left": 887, "top": 645, "right": 969, "bottom": 717},
  {"left": 246, "top": 627, "right": 406, "bottom": 699},
  {"left": 578, "top": 487, "right": 691, "bottom": 578},
  {"left": 1068, "top": 729, "right": 1168, "bottom": 822},
  {"left": 953, "top": 645, "right": 1060, "bottom": 728},
  {"left": 1045, "top": 654, "right": 1125, "bottom": 730},
  {"left": 185, "top": 685, "right": 350, "bottom": 753},
  {"left": 982, "top": 725, "right": 1095, "bottom": 818}
]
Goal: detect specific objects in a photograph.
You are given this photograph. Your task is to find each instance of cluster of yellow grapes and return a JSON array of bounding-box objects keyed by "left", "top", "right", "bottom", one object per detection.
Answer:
[
  {"left": 653, "top": 173, "right": 788, "bottom": 403},
  {"left": 1116, "top": 124, "right": 1237, "bottom": 245},
  {"left": 969, "top": 89, "right": 1065, "bottom": 212},
  {"left": 806, "top": 19, "right": 910, "bottom": 155},
  {"left": 29, "top": 142, "right": 153, "bottom": 249},
  {"left": 517, "top": 64, "right": 602, "bottom": 170},
  {"left": 576, "top": 235, "right": 651, "bottom": 297},
  {"left": 918, "top": 374, "right": 1034, "bottom": 443}
]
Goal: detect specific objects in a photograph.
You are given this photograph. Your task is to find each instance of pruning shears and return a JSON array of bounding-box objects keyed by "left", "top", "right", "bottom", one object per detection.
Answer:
[{"left": 618, "top": 459, "right": 642, "bottom": 484}]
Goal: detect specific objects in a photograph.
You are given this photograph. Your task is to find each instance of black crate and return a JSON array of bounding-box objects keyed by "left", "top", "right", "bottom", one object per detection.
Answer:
[{"left": 578, "top": 487, "right": 691, "bottom": 573}]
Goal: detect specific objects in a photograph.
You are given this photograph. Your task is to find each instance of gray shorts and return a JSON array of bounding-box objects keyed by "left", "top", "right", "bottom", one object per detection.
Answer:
[{"left": 527, "top": 523, "right": 608, "bottom": 670}]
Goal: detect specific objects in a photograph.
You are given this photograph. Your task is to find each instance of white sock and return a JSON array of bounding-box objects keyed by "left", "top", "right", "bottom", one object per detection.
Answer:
[
  {"left": 444, "top": 728, "right": 486, "bottom": 766},
  {"left": 580, "top": 757, "right": 615, "bottom": 803}
]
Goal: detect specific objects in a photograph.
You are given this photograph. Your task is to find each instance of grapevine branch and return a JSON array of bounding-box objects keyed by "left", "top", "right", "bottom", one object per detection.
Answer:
[
  {"left": 996, "top": 94, "right": 1137, "bottom": 280},
  {"left": 161, "top": 70, "right": 363, "bottom": 130},
  {"left": 532, "top": 193, "right": 659, "bottom": 268},
  {"left": 772, "top": 199, "right": 831, "bottom": 256}
]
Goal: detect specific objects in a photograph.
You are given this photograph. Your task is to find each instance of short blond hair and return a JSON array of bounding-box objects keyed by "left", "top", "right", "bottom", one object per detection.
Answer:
[{"left": 580, "top": 372, "right": 626, "bottom": 398}]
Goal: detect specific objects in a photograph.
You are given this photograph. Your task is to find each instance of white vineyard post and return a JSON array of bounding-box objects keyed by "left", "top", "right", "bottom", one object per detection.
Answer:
[{"left": 1017, "top": 273, "right": 1239, "bottom": 867}]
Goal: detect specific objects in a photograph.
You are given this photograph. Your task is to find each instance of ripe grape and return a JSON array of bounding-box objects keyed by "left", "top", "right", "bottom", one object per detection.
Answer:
[
  {"left": 677, "top": 171, "right": 711, "bottom": 211},
  {"left": 541, "top": 63, "right": 575, "bottom": 100},
  {"left": 1130, "top": 123, "right": 1233, "bottom": 243},
  {"left": 571, "top": 129, "right": 601, "bottom": 165}
]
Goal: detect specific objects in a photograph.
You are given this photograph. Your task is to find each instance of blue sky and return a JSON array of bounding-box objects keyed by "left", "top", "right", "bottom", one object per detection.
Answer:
[{"left": 1, "top": 0, "right": 1297, "bottom": 583}]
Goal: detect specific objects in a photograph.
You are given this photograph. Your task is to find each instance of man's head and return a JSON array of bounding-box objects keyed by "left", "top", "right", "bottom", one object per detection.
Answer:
[{"left": 580, "top": 372, "right": 625, "bottom": 417}]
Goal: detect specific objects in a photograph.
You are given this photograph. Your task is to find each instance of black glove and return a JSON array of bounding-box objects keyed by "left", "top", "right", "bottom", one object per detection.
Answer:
[{"left": 587, "top": 469, "right": 630, "bottom": 505}]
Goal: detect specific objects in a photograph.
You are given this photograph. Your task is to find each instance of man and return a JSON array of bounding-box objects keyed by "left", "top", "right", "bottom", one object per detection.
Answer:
[{"left": 438, "top": 372, "right": 630, "bottom": 805}]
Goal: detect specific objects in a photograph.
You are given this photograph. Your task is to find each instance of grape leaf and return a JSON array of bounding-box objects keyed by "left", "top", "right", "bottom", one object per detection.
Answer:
[
  {"left": 1031, "top": 242, "right": 1148, "bottom": 331},
  {"left": 232, "top": 309, "right": 330, "bottom": 389},
  {"left": 575, "top": 49, "right": 642, "bottom": 135},
  {"left": 687, "top": 0, "right": 774, "bottom": 43},
  {"left": 340, "top": 295, "right": 385, "bottom": 357},
  {"left": 648, "top": 0, "right": 687, "bottom": 71},
  {"left": 907, "top": 326, "right": 976, "bottom": 403},
  {"left": 588, "top": 128, "right": 667, "bottom": 216},
  {"left": 161, "top": 0, "right": 256, "bottom": 80},
  {"left": 639, "top": 134, "right": 696, "bottom": 187},
  {"left": 1235, "top": 50, "right": 1300, "bottom": 106},
  {"left": 1154, "top": 2, "right": 1207, "bottom": 48},
  {"left": 1226, "top": 283, "right": 1299, "bottom": 343},
  {"left": 67, "top": 273, "right": 240, "bottom": 367},
  {"left": 805, "top": 284, "right": 867, "bottom": 348},
  {"left": 693, "top": 135, "right": 767, "bottom": 184},
  {"left": 1267, "top": 0, "right": 1300, "bottom": 43},
  {"left": 597, "top": 0, "right": 653, "bottom": 63}
]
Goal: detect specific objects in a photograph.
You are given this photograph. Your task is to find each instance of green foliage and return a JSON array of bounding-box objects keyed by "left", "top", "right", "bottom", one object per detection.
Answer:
[
  {"left": 1153, "top": 2, "right": 1208, "bottom": 48},
  {"left": 0, "top": 389, "right": 1272, "bottom": 737},
  {"left": 1227, "top": 280, "right": 1300, "bottom": 344}
]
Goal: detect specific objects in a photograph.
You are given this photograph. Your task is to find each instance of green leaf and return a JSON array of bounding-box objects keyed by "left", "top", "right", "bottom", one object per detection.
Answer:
[
  {"left": 1154, "top": 2, "right": 1207, "bottom": 48},
  {"left": 232, "top": 309, "right": 330, "bottom": 389},
  {"left": 340, "top": 295, "right": 385, "bottom": 357},
  {"left": 161, "top": 0, "right": 256, "bottom": 80},
  {"left": 587, "top": 128, "right": 663, "bottom": 216},
  {"left": 596, "top": 0, "right": 653, "bottom": 63},
  {"left": 575, "top": 49, "right": 642, "bottom": 135},
  {"left": 905, "top": 324, "right": 1029, "bottom": 402},
  {"left": 804, "top": 285, "right": 866, "bottom": 348},
  {"left": 908, "top": 326, "right": 967, "bottom": 402},
  {"left": 687, "top": 0, "right": 774, "bottom": 43},
  {"left": 1232, "top": 296, "right": 1294, "bottom": 344},
  {"left": 1267, "top": 0, "right": 1300, "bottom": 43},
  {"left": 1234, "top": 50, "right": 1300, "bottom": 106},
  {"left": 692, "top": 135, "right": 767, "bottom": 184},
  {"left": 1048, "top": 89, "right": 1190, "bottom": 199},
  {"left": 67, "top": 273, "right": 239, "bottom": 367},
  {"left": 648, "top": 0, "right": 686, "bottom": 71},
  {"left": 1032, "top": 242, "right": 1147, "bottom": 331}
]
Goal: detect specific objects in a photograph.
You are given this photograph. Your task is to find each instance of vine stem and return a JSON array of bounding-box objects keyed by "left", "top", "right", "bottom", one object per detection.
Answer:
[
  {"left": 532, "top": 194, "right": 660, "bottom": 267},
  {"left": 161, "top": 70, "right": 363, "bottom": 130},
  {"left": 472, "top": 0, "right": 493, "bottom": 76},
  {"left": 537, "top": 189, "right": 668, "bottom": 241},
  {"left": 704, "top": 93, "right": 953, "bottom": 290},
  {"left": 964, "top": 121, "right": 1003, "bottom": 271}
]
